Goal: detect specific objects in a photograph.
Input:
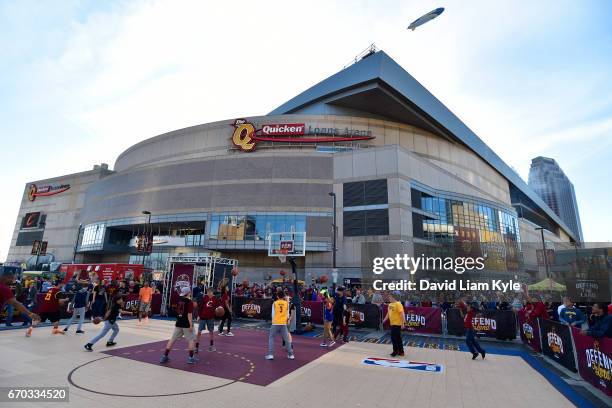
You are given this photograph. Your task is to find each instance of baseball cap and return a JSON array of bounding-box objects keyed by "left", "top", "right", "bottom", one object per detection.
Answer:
[{"left": 180, "top": 286, "right": 191, "bottom": 296}]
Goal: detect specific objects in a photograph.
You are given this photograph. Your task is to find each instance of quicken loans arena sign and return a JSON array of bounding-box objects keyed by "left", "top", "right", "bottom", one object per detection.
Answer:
[
  {"left": 27, "top": 183, "right": 71, "bottom": 201},
  {"left": 231, "top": 119, "right": 375, "bottom": 152}
]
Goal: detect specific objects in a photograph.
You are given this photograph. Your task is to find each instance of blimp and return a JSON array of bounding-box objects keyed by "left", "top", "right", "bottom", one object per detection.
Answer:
[{"left": 407, "top": 7, "right": 444, "bottom": 31}]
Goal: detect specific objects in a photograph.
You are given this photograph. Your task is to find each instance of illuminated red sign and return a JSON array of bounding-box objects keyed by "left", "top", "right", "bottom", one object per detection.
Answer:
[
  {"left": 231, "top": 119, "right": 375, "bottom": 152},
  {"left": 28, "top": 183, "right": 70, "bottom": 201}
]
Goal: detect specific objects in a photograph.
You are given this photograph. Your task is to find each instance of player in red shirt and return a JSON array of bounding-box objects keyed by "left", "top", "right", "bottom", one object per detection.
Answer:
[
  {"left": 38, "top": 283, "right": 68, "bottom": 334},
  {"left": 195, "top": 286, "right": 219, "bottom": 353},
  {"left": 1, "top": 267, "right": 39, "bottom": 337},
  {"left": 218, "top": 285, "right": 233, "bottom": 336}
]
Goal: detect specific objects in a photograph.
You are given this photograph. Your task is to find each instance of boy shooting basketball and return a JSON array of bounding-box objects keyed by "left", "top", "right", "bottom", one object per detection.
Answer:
[{"left": 265, "top": 288, "right": 294, "bottom": 360}]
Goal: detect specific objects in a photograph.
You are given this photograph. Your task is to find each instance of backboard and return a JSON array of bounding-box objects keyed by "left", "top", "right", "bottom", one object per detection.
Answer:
[{"left": 267, "top": 232, "right": 306, "bottom": 260}]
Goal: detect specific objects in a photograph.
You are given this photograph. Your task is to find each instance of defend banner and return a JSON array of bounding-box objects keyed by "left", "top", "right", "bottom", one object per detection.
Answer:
[
  {"left": 518, "top": 311, "right": 542, "bottom": 352},
  {"left": 301, "top": 301, "right": 323, "bottom": 325},
  {"left": 232, "top": 297, "right": 273, "bottom": 320},
  {"left": 539, "top": 319, "right": 577, "bottom": 372},
  {"left": 446, "top": 308, "right": 516, "bottom": 340},
  {"left": 169, "top": 263, "right": 194, "bottom": 311},
  {"left": 349, "top": 303, "right": 381, "bottom": 329},
  {"left": 572, "top": 327, "right": 612, "bottom": 396},
  {"left": 382, "top": 306, "right": 442, "bottom": 334},
  {"left": 122, "top": 293, "right": 162, "bottom": 315}
]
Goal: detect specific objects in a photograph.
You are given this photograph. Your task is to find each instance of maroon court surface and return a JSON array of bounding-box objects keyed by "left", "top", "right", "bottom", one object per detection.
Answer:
[{"left": 103, "top": 328, "right": 339, "bottom": 386}]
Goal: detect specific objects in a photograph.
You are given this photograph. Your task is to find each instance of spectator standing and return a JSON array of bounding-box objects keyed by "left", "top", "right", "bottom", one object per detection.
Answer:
[
  {"left": 582, "top": 303, "right": 611, "bottom": 338},
  {"left": 558, "top": 298, "right": 586, "bottom": 328}
]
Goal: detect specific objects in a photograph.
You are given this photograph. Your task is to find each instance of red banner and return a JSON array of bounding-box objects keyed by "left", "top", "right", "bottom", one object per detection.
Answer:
[
  {"left": 301, "top": 301, "right": 323, "bottom": 325},
  {"left": 169, "top": 264, "right": 194, "bottom": 311},
  {"left": 123, "top": 293, "right": 162, "bottom": 316},
  {"left": 572, "top": 327, "right": 612, "bottom": 396},
  {"left": 518, "top": 311, "right": 542, "bottom": 352},
  {"left": 382, "top": 306, "right": 442, "bottom": 334}
]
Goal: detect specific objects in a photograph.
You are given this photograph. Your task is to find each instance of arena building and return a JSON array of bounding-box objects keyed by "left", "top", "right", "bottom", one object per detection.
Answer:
[{"left": 6, "top": 50, "right": 578, "bottom": 282}]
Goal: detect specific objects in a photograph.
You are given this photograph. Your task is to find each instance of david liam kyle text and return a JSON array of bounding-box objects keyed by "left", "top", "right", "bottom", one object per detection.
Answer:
[{"left": 373, "top": 279, "right": 522, "bottom": 292}]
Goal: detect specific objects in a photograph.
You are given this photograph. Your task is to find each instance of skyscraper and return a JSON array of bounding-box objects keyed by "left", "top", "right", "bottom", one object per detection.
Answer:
[{"left": 528, "top": 156, "right": 583, "bottom": 242}]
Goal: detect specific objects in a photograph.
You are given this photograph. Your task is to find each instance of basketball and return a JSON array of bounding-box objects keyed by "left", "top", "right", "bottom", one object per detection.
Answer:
[
  {"left": 93, "top": 317, "right": 102, "bottom": 325},
  {"left": 215, "top": 306, "right": 225, "bottom": 317}
]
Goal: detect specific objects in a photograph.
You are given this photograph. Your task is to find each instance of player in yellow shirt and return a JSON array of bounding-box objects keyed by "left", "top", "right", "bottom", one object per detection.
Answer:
[
  {"left": 382, "top": 293, "right": 405, "bottom": 357},
  {"left": 265, "top": 288, "right": 295, "bottom": 360}
]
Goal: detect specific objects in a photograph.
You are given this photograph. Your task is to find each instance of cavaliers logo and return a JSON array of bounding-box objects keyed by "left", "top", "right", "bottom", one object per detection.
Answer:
[
  {"left": 547, "top": 328, "right": 564, "bottom": 355},
  {"left": 350, "top": 310, "right": 365, "bottom": 324},
  {"left": 231, "top": 119, "right": 257, "bottom": 152},
  {"left": 585, "top": 340, "right": 612, "bottom": 385},
  {"left": 28, "top": 184, "right": 38, "bottom": 201},
  {"left": 522, "top": 323, "right": 534, "bottom": 340},
  {"left": 173, "top": 274, "right": 191, "bottom": 294},
  {"left": 241, "top": 302, "right": 261, "bottom": 317}
]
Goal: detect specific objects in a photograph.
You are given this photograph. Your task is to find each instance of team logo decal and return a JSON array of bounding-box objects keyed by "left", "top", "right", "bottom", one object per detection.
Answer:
[
  {"left": 300, "top": 306, "right": 312, "bottom": 317},
  {"left": 547, "top": 328, "right": 564, "bottom": 355},
  {"left": 173, "top": 274, "right": 191, "bottom": 295},
  {"left": 405, "top": 313, "right": 426, "bottom": 328},
  {"left": 473, "top": 317, "right": 497, "bottom": 332},
  {"left": 241, "top": 302, "right": 261, "bottom": 317},
  {"left": 230, "top": 119, "right": 375, "bottom": 152},
  {"left": 585, "top": 340, "right": 612, "bottom": 387},
  {"left": 522, "top": 323, "right": 534, "bottom": 340},
  {"left": 349, "top": 310, "right": 365, "bottom": 324},
  {"left": 362, "top": 357, "right": 443, "bottom": 373}
]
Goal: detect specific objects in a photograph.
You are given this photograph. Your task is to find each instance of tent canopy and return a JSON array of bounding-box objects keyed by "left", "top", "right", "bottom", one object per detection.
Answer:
[{"left": 528, "top": 278, "right": 566, "bottom": 291}]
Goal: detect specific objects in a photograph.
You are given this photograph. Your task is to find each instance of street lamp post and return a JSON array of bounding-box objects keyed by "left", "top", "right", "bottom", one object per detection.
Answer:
[
  {"left": 535, "top": 227, "right": 550, "bottom": 279},
  {"left": 142, "top": 211, "right": 152, "bottom": 268},
  {"left": 328, "top": 192, "right": 338, "bottom": 289}
]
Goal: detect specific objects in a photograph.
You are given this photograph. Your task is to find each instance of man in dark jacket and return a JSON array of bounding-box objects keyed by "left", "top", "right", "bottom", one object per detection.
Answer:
[{"left": 582, "top": 303, "right": 611, "bottom": 338}]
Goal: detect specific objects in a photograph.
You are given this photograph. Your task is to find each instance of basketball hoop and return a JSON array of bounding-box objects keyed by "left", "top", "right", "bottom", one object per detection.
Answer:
[{"left": 278, "top": 255, "right": 287, "bottom": 264}]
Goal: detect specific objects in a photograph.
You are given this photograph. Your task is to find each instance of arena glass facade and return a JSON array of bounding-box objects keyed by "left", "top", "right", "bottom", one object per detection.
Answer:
[{"left": 6, "top": 50, "right": 577, "bottom": 283}]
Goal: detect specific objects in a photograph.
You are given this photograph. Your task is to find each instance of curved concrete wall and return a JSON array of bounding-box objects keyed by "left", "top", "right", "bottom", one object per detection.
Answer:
[{"left": 81, "top": 114, "right": 511, "bottom": 224}]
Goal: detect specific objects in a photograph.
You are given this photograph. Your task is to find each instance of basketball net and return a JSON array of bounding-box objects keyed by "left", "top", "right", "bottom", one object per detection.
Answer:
[{"left": 278, "top": 255, "right": 287, "bottom": 264}]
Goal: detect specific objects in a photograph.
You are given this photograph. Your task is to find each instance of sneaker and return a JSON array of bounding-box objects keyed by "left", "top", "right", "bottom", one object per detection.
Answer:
[
  {"left": 21, "top": 322, "right": 29, "bottom": 327},
  {"left": 63, "top": 328, "right": 68, "bottom": 332},
  {"left": 187, "top": 356, "right": 196, "bottom": 364},
  {"left": 287, "top": 354, "right": 295, "bottom": 360},
  {"left": 84, "top": 344, "right": 93, "bottom": 352},
  {"left": 320, "top": 342, "right": 327, "bottom": 347},
  {"left": 390, "top": 352, "right": 398, "bottom": 357},
  {"left": 76, "top": 330, "right": 85, "bottom": 334},
  {"left": 329, "top": 341, "right": 336, "bottom": 347},
  {"left": 6, "top": 323, "right": 13, "bottom": 327},
  {"left": 218, "top": 332, "right": 226, "bottom": 336},
  {"left": 265, "top": 354, "right": 274, "bottom": 360},
  {"left": 106, "top": 341, "right": 117, "bottom": 347},
  {"left": 225, "top": 332, "right": 234, "bottom": 337},
  {"left": 398, "top": 352, "right": 405, "bottom": 357},
  {"left": 208, "top": 345, "right": 216, "bottom": 352},
  {"left": 472, "top": 353, "right": 479, "bottom": 360},
  {"left": 25, "top": 328, "right": 32, "bottom": 337},
  {"left": 159, "top": 355, "right": 169, "bottom": 363},
  {"left": 480, "top": 351, "right": 486, "bottom": 359}
]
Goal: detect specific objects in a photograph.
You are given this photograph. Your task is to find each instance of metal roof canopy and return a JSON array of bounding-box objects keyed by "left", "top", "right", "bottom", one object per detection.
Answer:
[{"left": 269, "top": 50, "right": 577, "bottom": 242}]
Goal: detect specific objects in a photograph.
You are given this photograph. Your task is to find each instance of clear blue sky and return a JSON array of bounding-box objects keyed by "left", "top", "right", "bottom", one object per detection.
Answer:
[{"left": 1, "top": 0, "right": 611, "bottom": 260}]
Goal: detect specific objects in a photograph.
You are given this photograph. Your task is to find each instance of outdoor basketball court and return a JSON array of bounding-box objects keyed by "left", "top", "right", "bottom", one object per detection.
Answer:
[{"left": 0, "top": 318, "right": 581, "bottom": 408}]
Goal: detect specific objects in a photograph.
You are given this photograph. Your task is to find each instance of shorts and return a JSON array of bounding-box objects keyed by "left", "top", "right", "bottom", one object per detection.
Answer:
[
  {"left": 198, "top": 319, "right": 215, "bottom": 333},
  {"left": 139, "top": 301, "right": 151, "bottom": 313},
  {"left": 171, "top": 326, "right": 195, "bottom": 342},
  {"left": 39, "top": 312, "right": 60, "bottom": 323}
]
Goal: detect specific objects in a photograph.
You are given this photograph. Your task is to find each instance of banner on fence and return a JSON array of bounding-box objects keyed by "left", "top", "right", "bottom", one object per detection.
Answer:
[
  {"left": 518, "top": 311, "right": 542, "bottom": 352},
  {"left": 539, "top": 319, "right": 577, "bottom": 372},
  {"left": 572, "top": 327, "right": 612, "bottom": 396},
  {"left": 350, "top": 303, "right": 381, "bottom": 329},
  {"left": 447, "top": 309, "right": 516, "bottom": 340},
  {"left": 232, "top": 297, "right": 273, "bottom": 320},
  {"left": 382, "top": 306, "right": 442, "bottom": 334},
  {"left": 301, "top": 301, "right": 323, "bottom": 325},
  {"left": 123, "top": 293, "right": 162, "bottom": 315},
  {"left": 169, "top": 263, "right": 194, "bottom": 311}
]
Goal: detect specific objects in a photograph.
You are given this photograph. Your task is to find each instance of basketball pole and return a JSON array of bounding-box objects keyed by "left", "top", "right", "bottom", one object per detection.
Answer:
[{"left": 288, "top": 257, "right": 302, "bottom": 334}]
